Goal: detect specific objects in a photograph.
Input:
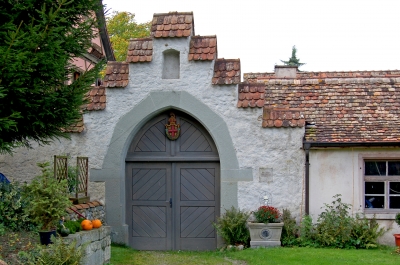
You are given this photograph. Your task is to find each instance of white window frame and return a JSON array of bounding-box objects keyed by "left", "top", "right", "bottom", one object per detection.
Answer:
[{"left": 360, "top": 153, "right": 400, "bottom": 214}]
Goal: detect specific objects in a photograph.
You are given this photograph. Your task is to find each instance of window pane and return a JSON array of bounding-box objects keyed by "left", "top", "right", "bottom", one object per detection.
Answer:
[
  {"left": 389, "top": 196, "right": 400, "bottom": 209},
  {"left": 365, "top": 182, "right": 385, "bottom": 194},
  {"left": 389, "top": 182, "right": 400, "bottom": 194},
  {"left": 365, "top": 161, "right": 386, "bottom": 175},
  {"left": 365, "top": 196, "right": 384, "bottom": 208},
  {"left": 388, "top": 161, "right": 400, "bottom": 175}
]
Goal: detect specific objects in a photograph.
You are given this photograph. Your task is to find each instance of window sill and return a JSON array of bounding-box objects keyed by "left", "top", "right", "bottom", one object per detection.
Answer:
[{"left": 364, "top": 211, "right": 398, "bottom": 220}]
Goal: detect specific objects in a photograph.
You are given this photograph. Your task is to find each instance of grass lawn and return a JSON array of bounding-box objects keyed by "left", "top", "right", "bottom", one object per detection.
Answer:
[{"left": 108, "top": 244, "right": 400, "bottom": 265}]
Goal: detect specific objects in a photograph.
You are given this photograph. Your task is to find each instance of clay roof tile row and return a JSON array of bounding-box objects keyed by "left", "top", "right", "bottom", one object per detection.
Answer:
[
  {"left": 126, "top": 38, "right": 153, "bottom": 63},
  {"left": 243, "top": 76, "right": 400, "bottom": 143},
  {"left": 61, "top": 116, "right": 84, "bottom": 133},
  {"left": 262, "top": 107, "right": 305, "bottom": 128},
  {"left": 188, "top": 36, "right": 217, "bottom": 61},
  {"left": 151, "top": 12, "right": 194, "bottom": 38},
  {"left": 244, "top": 70, "right": 400, "bottom": 83},
  {"left": 83, "top": 86, "right": 106, "bottom": 111},
  {"left": 212, "top": 59, "right": 241, "bottom": 85},
  {"left": 104, "top": 62, "right": 129, "bottom": 88}
]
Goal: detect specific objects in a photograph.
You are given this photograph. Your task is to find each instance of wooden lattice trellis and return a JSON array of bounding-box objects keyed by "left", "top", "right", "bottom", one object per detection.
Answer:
[
  {"left": 76, "top": 157, "right": 89, "bottom": 199},
  {"left": 54, "top": 155, "right": 68, "bottom": 181},
  {"left": 54, "top": 155, "right": 90, "bottom": 204}
]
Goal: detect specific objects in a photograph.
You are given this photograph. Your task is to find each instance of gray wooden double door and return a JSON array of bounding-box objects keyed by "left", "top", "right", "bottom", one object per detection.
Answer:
[{"left": 126, "top": 111, "right": 220, "bottom": 250}]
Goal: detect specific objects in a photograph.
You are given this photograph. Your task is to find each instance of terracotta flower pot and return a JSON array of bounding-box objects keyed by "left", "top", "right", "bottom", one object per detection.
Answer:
[{"left": 394, "top": 234, "right": 400, "bottom": 247}]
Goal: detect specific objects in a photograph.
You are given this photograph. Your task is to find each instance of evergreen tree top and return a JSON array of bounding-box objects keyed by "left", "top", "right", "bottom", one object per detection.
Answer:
[{"left": 280, "top": 45, "right": 306, "bottom": 68}]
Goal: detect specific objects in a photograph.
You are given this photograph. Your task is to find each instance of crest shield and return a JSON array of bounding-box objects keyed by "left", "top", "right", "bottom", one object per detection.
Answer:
[{"left": 165, "top": 113, "right": 180, "bottom": 140}]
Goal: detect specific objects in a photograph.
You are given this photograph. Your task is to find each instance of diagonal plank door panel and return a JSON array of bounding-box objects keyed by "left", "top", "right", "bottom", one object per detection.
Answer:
[
  {"left": 175, "top": 163, "right": 220, "bottom": 250},
  {"left": 126, "top": 163, "right": 172, "bottom": 250}
]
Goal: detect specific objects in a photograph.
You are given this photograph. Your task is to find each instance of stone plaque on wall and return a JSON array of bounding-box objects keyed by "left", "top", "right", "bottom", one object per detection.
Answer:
[{"left": 259, "top": 168, "right": 273, "bottom": 183}]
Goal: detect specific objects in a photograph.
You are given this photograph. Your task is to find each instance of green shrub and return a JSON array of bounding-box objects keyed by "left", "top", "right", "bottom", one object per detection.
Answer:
[
  {"left": 395, "top": 212, "right": 400, "bottom": 227},
  {"left": 18, "top": 236, "right": 87, "bottom": 265},
  {"left": 281, "top": 209, "right": 298, "bottom": 246},
  {"left": 297, "top": 214, "right": 316, "bottom": 247},
  {"left": 315, "top": 194, "right": 354, "bottom": 248},
  {"left": 295, "top": 195, "right": 385, "bottom": 249},
  {"left": 350, "top": 214, "right": 385, "bottom": 249},
  {"left": 213, "top": 206, "right": 250, "bottom": 247},
  {"left": 63, "top": 220, "right": 82, "bottom": 234},
  {"left": 0, "top": 181, "right": 36, "bottom": 231},
  {"left": 22, "top": 162, "right": 72, "bottom": 231}
]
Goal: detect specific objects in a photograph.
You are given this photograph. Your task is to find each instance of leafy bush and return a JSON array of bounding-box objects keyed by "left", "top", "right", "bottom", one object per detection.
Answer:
[
  {"left": 22, "top": 162, "right": 72, "bottom": 231},
  {"left": 18, "top": 236, "right": 87, "bottom": 265},
  {"left": 0, "top": 181, "right": 36, "bottom": 231},
  {"left": 395, "top": 212, "right": 400, "bottom": 227},
  {"left": 281, "top": 209, "right": 298, "bottom": 246},
  {"left": 281, "top": 195, "right": 385, "bottom": 249},
  {"left": 63, "top": 220, "right": 82, "bottom": 234},
  {"left": 253, "top": 206, "right": 281, "bottom": 223},
  {"left": 350, "top": 214, "right": 385, "bottom": 249},
  {"left": 213, "top": 206, "right": 250, "bottom": 246},
  {"left": 297, "top": 214, "right": 316, "bottom": 247},
  {"left": 314, "top": 194, "right": 354, "bottom": 248}
]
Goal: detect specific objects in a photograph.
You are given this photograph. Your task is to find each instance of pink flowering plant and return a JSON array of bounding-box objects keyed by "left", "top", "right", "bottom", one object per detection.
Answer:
[{"left": 253, "top": 205, "right": 281, "bottom": 223}]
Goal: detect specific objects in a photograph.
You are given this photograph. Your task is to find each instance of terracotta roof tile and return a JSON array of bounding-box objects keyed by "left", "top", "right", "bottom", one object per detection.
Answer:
[
  {"left": 126, "top": 38, "right": 153, "bottom": 63},
  {"left": 262, "top": 107, "right": 305, "bottom": 128},
  {"left": 212, "top": 59, "right": 241, "bottom": 85},
  {"left": 256, "top": 76, "right": 400, "bottom": 143},
  {"left": 151, "top": 12, "right": 194, "bottom": 38},
  {"left": 237, "top": 83, "right": 265, "bottom": 108},
  {"left": 244, "top": 70, "right": 400, "bottom": 83},
  {"left": 61, "top": 115, "right": 84, "bottom": 133},
  {"left": 189, "top": 36, "right": 217, "bottom": 61},
  {"left": 104, "top": 61, "right": 129, "bottom": 88},
  {"left": 83, "top": 86, "right": 106, "bottom": 111}
]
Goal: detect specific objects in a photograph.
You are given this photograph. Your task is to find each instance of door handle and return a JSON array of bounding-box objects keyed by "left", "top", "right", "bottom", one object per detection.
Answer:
[{"left": 169, "top": 198, "right": 172, "bottom": 208}]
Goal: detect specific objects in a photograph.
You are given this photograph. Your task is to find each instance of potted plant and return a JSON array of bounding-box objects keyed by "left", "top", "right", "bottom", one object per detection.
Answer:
[
  {"left": 248, "top": 205, "right": 284, "bottom": 247},
  {"left": 22, "top": 162, "right": 72, "bottom": 245},
  {"left": 394, "top": 212, "right": 400, "bottom": 247}
]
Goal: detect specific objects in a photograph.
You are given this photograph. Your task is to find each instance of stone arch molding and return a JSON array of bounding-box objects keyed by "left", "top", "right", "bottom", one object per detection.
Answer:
[{"left": 90, "top": 90, "right": 252, "bottom": 244}]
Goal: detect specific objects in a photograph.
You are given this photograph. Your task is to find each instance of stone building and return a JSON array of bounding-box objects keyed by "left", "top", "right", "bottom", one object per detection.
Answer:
[{"left": 1, "top": 11, "right": 399, "bottom": 249}]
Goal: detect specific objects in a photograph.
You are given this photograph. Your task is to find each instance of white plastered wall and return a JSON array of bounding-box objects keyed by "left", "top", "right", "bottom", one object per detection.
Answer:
[{"left": 309, "top": 147, "right": 400, "bottom": 246}]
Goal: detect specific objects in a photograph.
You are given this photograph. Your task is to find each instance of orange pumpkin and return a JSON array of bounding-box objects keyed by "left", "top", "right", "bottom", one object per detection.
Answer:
[
  {"left": 81, "top": 219, "right": 93, "bottom": 230},
  {"left": 92, "top": 219, "right": 102, "bottom": 228}
]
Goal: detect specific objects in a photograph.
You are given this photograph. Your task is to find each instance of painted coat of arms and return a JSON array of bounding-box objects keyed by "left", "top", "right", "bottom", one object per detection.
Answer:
[{"left": 165, "top": 113, "right": 180, "bottom": 140}]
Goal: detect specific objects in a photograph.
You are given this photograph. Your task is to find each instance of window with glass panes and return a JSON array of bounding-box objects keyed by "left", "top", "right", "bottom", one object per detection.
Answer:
[{"left": 364, "top": 161, "right": 400, "bottom": 210}]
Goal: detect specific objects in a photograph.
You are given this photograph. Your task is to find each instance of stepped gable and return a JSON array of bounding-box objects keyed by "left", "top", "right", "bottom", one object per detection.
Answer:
[
  {"left": 103, "top": 61, "right": 129, "bottom": 88},
  {"left": 212, "top": 59, "right": 241, "bottom": 85},
  {"left": 188, "top": 36, "right": 217, "bottom": 61},
  {"left": 151, "top": 12, "right": 194, "bottom": 38},
  {"left": 126, "top": 38, "right": 153, "bottom": 63}
]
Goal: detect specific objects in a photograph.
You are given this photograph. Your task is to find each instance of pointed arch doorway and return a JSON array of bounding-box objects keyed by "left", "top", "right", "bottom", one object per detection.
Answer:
[{"left": 125, "top": 110, "right": 220, "bottom": 250}]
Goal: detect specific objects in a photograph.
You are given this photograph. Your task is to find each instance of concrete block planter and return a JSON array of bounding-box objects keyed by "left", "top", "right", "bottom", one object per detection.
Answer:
[
  {"left": 248, "top": 222, "right": 284, "bottom": 247},
  {"left": 63, "top": 226, "right": 111, "bottom": 265}
]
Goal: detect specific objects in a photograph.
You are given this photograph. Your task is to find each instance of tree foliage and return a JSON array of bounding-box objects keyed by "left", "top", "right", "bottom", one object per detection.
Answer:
[
  {"left": 280, "top": 45, "right": 306, "bottom": 68},
  {"left": 106, "top": 11, "right": 151, "bottom": 61},
  {"left": 0, "top": 0, "right": 104, "bottom": 153}
]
